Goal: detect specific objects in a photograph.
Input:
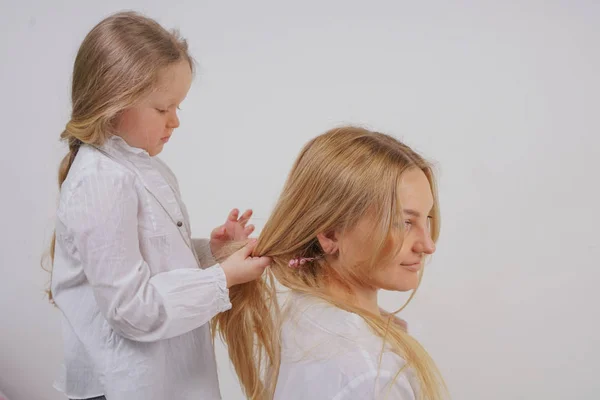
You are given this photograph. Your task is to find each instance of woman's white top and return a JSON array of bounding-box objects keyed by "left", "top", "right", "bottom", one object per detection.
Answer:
[
  {"left": 51, "top": 136, "right": 231, "bottom": 400},
  {"left": 274, "top": 292, "right": 419, "bottom": 400}
]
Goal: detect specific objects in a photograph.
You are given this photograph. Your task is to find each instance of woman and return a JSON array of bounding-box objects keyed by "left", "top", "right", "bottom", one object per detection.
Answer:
[{"left": 214, "top": 126, "right": 447, "bottom": 399}]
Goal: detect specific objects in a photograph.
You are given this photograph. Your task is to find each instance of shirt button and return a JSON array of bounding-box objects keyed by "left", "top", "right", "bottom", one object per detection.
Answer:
[{"left": 177, "top": 221, "right": 183, "bottom": 227}]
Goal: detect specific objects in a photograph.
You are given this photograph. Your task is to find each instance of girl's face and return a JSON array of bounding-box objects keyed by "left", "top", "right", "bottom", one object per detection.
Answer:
[
  {"left": 337, "top": 168, "right": 436, "bottom": 292},
  {"left": 115, "top": 60, "right": 192, "bottom": 156}
]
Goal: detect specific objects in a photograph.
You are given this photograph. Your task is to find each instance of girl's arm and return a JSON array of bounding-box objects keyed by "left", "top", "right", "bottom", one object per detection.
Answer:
[
  {"left": 60, "top": 170, "right": 231, "bottom": 342},
  {"left": 192, "top": 238, "right": 217, "bottom": 268}
]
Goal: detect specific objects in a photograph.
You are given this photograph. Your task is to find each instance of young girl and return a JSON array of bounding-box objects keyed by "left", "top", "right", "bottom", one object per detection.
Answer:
[
  {"left": 213, "top": 126, "right": 447, "bottom": 399},
  {"left": 48, "top": 11, "right": 270, "bottom": 400}
]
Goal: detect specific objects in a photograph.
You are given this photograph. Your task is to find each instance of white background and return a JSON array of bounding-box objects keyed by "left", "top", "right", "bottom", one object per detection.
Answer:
[{"left": 1, "top": 1, "right": 599, "bottom": 399}]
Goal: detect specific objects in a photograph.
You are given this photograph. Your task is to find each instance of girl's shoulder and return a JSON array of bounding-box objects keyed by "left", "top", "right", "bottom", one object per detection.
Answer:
[
  {"left": 65, "top": 144, "right": 135, "bottom": 183},
  {"left": 58, "top": 145, "right": 138, "bottom": 213}
]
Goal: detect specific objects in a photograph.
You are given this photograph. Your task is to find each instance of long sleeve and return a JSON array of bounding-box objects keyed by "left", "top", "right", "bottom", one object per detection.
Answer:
[
  {"left": 60, "top": 170, "right": 231, "bottom": 342},
  {"left": 192, "top": 238, "right": 218, "bottom": 268}
]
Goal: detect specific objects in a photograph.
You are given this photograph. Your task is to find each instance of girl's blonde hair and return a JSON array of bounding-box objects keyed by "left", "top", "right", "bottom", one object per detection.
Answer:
[
  {"left": 44, "top": 11, "right": 194, "bottom": 301},
  {"left": 213, "top": 126, "right": 447, "bottom": 399}
]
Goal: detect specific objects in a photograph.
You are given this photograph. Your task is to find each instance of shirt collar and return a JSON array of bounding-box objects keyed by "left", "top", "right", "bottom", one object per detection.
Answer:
[{"left": 102, "top": 134, "right": 149, "bottom": 157}]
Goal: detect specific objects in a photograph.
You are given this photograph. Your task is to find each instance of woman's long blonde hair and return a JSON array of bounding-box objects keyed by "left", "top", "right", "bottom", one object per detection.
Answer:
[
  {"left": 213, "top": 126, "right": 447, "bottom": 399},
  {"left": 44, "top": 11, "right": 194, "bottom": 302}
]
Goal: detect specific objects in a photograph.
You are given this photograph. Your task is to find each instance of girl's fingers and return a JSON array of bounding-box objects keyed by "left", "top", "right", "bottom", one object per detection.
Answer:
[
  {"left": 227, "top": 208, "right": 239, "bottom": 222},
  {"left": 238, "top": 209, "right": 253, "bottom": 226}
]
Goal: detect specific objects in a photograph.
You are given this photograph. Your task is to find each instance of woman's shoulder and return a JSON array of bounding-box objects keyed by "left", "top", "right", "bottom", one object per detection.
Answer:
[
  {"left": 278, "top": 304, "right": 415, "bottom": 398},
  {"left": 280, "top": 292, "right": 407, "bottom": 368},
  {"left": 277, "top": 293, "right": 418, "bottom": 398}
]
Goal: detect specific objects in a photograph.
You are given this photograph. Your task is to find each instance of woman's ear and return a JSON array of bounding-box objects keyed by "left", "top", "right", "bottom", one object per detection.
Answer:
[{"left": 317, "top": 230, "right": 339, "bottom": 255}]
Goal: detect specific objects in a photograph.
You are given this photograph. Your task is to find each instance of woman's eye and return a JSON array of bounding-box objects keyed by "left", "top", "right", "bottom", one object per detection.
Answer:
[{"left": 156, "top": 108, "right": 168, "bottom": 114}]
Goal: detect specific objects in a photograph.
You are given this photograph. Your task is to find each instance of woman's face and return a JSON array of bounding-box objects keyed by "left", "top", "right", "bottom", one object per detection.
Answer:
[{"left": 337, "top": 168, "right": 437, "bottom": 292}]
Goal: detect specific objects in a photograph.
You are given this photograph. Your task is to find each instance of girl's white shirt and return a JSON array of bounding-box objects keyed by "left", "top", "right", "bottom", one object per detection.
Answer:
[
  {"left": 274, "top": 292, "right": 419, "bottom": 400},
  {"left": 51, "top": 136, "right": 230, "bottom": 400}
]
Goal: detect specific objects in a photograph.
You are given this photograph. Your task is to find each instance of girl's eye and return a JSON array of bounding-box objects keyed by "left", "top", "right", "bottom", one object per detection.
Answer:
[{"left": 156, "top": 108, "right": 168, "bottom": 114}]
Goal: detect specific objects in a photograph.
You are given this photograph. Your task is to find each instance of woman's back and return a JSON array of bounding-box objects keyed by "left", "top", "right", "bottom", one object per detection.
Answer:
[{"left": 274, "top": 292, "right": 418, "bottom": 400}]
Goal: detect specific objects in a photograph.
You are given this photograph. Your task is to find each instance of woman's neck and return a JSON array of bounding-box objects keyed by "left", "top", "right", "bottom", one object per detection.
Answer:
[{"left": 327, "top": 279, "right": 380, "bottom": 316}]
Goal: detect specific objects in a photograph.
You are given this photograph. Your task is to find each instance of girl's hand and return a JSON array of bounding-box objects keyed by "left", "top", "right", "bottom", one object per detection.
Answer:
[
  {"left": 210, "top": 208, "right": 255, "bottom": 257},
  {"left": 220, "top": 239, "right": 271, "bottom": 287}
]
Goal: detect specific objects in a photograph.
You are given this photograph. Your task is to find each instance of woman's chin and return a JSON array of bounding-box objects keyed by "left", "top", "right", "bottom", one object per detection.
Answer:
[{"left": 378, "top": 271, "right": 419, "bottom": 292}]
